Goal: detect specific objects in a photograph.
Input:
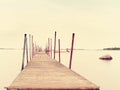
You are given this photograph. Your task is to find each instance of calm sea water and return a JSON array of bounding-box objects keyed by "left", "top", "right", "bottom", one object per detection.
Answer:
[
  {"left": 0, "top": 50, "right": 22, "bottom": 90},
  {"left": 57, "top": 50, "right": 120, "bottom": 90},
  {"left": 0, "top": 50, "right": 120, "bottom": 90}
]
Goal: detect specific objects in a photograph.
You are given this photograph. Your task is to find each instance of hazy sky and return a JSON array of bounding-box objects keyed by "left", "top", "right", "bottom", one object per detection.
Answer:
[{"left": 0, "top": 0, "right": 120, "bottom": 49}]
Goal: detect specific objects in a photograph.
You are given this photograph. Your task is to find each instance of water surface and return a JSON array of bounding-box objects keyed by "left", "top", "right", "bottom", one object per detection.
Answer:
[{"left": 1, "top": 50, "right": 120, "bottom": 90}]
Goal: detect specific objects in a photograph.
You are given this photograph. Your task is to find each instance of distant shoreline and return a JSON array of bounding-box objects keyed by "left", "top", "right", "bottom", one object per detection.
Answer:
[
  {"left": 1, "top": 47, "right": 120, "bottom": 51},
  {"left": 0, "top": 48, "right": 22, "bottom": 50},
  {"left": 103, "top": 47, "right": 120, "bottom": 50}
]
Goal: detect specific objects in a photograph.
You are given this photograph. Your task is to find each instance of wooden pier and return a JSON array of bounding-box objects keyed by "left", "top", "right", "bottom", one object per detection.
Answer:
[{"left": 7, "top": 52, "right": 99, "bottom": 90}]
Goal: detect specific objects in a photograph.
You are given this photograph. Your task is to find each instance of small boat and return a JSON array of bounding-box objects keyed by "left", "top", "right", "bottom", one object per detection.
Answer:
[{"left": 99, "top": 55, "right": 112, "bottom": 60}]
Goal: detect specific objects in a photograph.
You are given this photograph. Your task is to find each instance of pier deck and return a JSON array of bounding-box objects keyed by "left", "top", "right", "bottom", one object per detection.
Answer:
[{"left": 7, "top": 52, "right": 99, "bottom": 90}]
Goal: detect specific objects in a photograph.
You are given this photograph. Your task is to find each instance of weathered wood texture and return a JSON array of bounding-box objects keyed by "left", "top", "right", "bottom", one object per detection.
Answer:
[{"left": 7, "top": 52, "right": 99, "bottom": 90}]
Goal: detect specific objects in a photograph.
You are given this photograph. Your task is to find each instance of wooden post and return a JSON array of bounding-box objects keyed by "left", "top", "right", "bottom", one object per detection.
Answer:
[
  {"left": 69, "top": 33, "right": 75, "bottom": 69},
  {"left": 5, "top": 87, "right": 9, "bottom": 90},
  {"left": 29, "top": 34, "right": 31, "bottom": 57},
  {"left": 29, "top": 34, "right": 31, "bottom": 60},
  {"left": 54, "top": 31, "right": 56, "bottom": 59},
  {"left": 26, "top": 35, "right": 28, "bottom": 63},
  {"left": 51, "top": 39, "right": 52, "bottom": 58},
  {"left": 34, "top": 42, "right": 36, "bottom": 54},
  {"left": 48, "top": 38, "right": 50, "bottom": 56},
  {"left": 32, "top": 35, "right": 34, "bottom": 58},
  {"left": 58, "top": 39, "right": 61, "bottom": 63},
  {"left": 21, "top": 34, "right": 27, "bottom": 71}
]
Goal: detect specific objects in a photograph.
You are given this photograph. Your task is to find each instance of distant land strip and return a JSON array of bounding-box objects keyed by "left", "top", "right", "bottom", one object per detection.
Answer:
[
  {"left": 0, "top": 48, "right": 21, "bottom": 50},
  {"left": 103, "top": 47, "right": 120, "bottom": 50}
]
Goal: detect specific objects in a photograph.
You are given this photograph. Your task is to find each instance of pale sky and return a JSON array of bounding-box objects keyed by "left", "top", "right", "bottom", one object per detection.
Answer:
[{"left": 0, "top": 0, "right": 120, "bottom": 49}]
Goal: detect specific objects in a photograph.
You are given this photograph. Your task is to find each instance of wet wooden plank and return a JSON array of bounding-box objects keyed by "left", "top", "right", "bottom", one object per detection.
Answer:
[{"left": 7, "top": 52, "right": 99, "bottom": 90}]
